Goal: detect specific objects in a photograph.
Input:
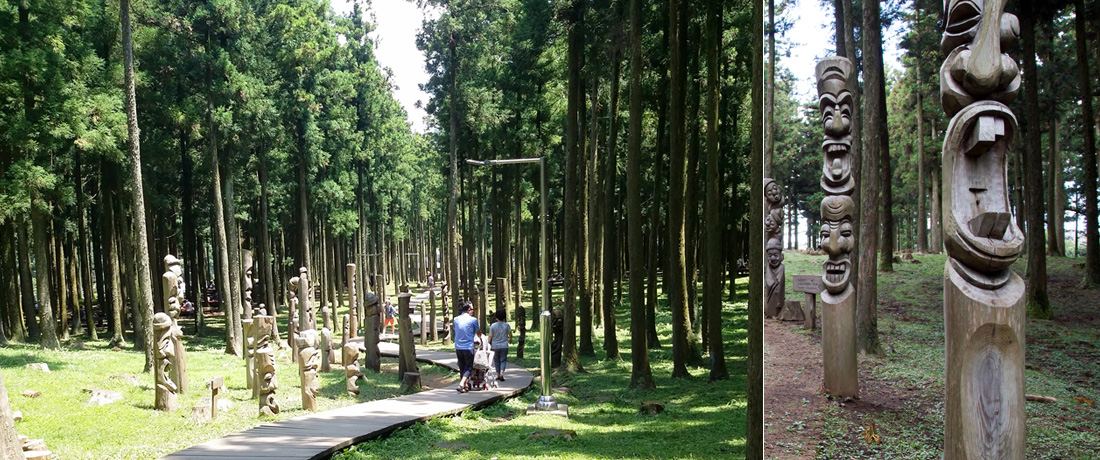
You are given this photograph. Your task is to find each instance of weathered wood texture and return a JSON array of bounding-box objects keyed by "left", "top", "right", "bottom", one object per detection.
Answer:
[
  {"left": 162, "top": 343, "right": 532, "bottom": 460},
  {"left": 939, "top": 1, "right": 1026, "bottom": 457}
]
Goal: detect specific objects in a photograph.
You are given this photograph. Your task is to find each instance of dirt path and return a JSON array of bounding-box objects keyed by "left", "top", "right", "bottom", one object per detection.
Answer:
[{"left": 764, "top": 318, "right": 826, "bottom": 459}]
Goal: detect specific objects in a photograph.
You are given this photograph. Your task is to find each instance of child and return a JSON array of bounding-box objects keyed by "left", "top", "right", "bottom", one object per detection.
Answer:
[
  {"left": 384, "top": 300, "right": 397, "bottom": 334},
  {"left": 486, "top": 309, "right": 512, "bottom": 381}
]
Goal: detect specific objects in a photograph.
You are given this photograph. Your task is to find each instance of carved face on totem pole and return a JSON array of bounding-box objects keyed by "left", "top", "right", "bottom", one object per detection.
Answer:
[
  {"left": 816, "top": 58, "right": 855, "bottom": 196},
  {"left": 820, "top": 196, "right": 856, "bottom": 295},
  {"left": 940, "top": 0, "right": 1020, "bottom": 117},
  {"left": 941, "top": 0, "right": 1022, "bottom": 287},
  {"left": 153, "top": 313, "right": 177, "bottom": 391},
  {"left": 765, "top": 179, "right": 781, "bottom": 206},
  {"left": 766, "top": 238, "right": 784, "bottom": 269}
]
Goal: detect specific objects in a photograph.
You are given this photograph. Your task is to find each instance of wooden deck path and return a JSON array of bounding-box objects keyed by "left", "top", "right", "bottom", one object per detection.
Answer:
[{"left": 163, "top": 321, "right": 532, "bottom": 459}]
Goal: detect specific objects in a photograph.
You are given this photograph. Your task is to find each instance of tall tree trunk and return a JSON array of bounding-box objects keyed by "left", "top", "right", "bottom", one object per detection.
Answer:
[
  {"left": 916, "top": 70, "right": 927, "bottom": 252},
  {"left": 602, "top": 34, "right": 623, "bottom": 361},
  {"left": 668, "top": 0, "right": 701, "bottom": 378},
  {"left": 579, "top": 60, "right": 596, "bottom": 357},
  {"left": 765, "top": 0, "right": 775, "bottom": 178},
  {"left": 627, "top": 0, "right": 654, "bottom": 388},
  {"left": 1049, "top": 118, "right": 1065, "bottom": 255},
  {"left": 31, "top": 204, "right": 61, "bottom": 350},
  {"left": 1076, "top": 0, "right": 1099, "bottom": 286},
  {"left": 559, "top": 0, "right": 585, "bottom": 373},
  {"left": 122, "top": 0, "right": 155, "bottom": 371},
  {"left": 705, "top": 0, "right": 728, "bottom": 381},
  {"left": 748, "top": 0, "right": 764, "bottom": 454},
  {"left": 17, "top": 222, "right": 38, "bottom": 341},
  {"left": 447, "top": 34, "right": 462, "bottom": 315},
  {"left": 931, "top": 153, "right": 943, "bottom": 253},
  {"left": 209, "top": 108, "right": 238, "bottom": 356},
  {"left": 857, "top": 0, "right": 883, "bottom": 355},
  {"left": 1022, "top": 6, "right": 1050, "bottom": 316},
  {"left": 76, "top": 151, "right": 96, "bottom": 340}
]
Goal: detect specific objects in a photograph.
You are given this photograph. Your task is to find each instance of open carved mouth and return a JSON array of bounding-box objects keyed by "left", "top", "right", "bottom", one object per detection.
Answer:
[{"left": 822, "top": 258, "right": 851, "bottom": 292}]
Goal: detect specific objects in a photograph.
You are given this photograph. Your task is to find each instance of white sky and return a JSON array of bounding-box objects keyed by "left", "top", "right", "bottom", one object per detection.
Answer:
[
  {"left": 784, "top": 0, "right": 906, "bottom": 104},
  {"left": 330, "top": 0, "right": 439, "bottom": 133}
]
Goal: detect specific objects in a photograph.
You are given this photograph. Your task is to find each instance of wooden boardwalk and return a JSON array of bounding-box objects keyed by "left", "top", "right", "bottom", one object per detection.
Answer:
[{"left": 163, "top": 325, "right": 532, "bottom": 459}]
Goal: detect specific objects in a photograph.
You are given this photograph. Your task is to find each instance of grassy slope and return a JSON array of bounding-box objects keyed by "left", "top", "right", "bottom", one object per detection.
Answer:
[
  {"left": 2, "top": 285, "right": 455, "bottom": 460},
  {"left": 779, "top": 251, "right": 1099, "bottom": 459},
  {"left": 334, "top": 279, "right": 750, "bottom": 460}
]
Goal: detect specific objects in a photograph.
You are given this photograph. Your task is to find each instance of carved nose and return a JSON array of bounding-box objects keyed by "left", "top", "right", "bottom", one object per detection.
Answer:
[
  {"left": 963, "top": 4, "right": 1012, "bottom": 96},
  {"left": 825, "top": 111, "right": 848, "bottom": 136}
]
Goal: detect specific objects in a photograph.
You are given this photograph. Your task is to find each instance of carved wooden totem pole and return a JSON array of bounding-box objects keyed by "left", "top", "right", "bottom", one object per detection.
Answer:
[
  {"left": 816, "top": 57, "right": 858, "bottom": 398},
  {"left": 253, "top": 315, "right": 278, "bottom": 416},
  {"left": 296, "top": 267, "right": 320, "bottom": 411},
  {"left": 763, "top": 179, "right": 785, "bottom": 318},
  {"left": 940, "top": 1, "right": 1025, "bottom": 457},
  {"left": 153, "top": 312, "right": 179, "bottom": 411},
  {"left": 297, "top": 329, "right": 320, "bottom": 411},
  {"left": 287, "top": 276, "right": 300, "bottom": 363},
  {"left": 243, "top": 318, "right": 255, "bottom": 394},
  {"left": 343, "top": 342, "right": 360, "bottom": 396},
  {"left": 361, "top": 292, "right": 382, "bottom": 372},
  {"left": 346, "top": 263, "right": 358, "bottom": 339},
  {"left": 162, "top": 255, "right": 188, "bottom": 394}
]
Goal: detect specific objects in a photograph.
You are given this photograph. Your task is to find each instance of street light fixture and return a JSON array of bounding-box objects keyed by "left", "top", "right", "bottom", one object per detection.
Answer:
[{"left": 465, "top": 157, "right": 565, "bottom": 416}]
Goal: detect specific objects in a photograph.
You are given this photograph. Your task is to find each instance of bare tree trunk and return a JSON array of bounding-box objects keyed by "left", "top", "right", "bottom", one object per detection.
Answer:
[
  {"left": 446, "top": 35, "right": 462, "bottom": 315},
  {"left": 209, "top": 109, "right": 238, "bottom": 356},
  {"left": 1022, "top": 6, "right": 1050, "bottom": 316},
  {"left": 748, "top": 0, "right": 764, "bottom": 454},
  {"left": 1076, "top": 0, "right": 1099, "bottom": 286},
  {"left": 122, "top": 0, "right": 155, "bottom": 371},
  {"left": 705, "top": 0, "right": 729, "bottom": 381},
  {"left": 857, "top": 0, "right": 883, "bottom": 354},
  {"left": 31, "top": 204, "right": 61, "bottom": 350},
  {"left": 916, "top": 71, "right": 927, "bottom": 252},
  {"left": 627, "top": 0, "right": 654, "bottom": 389},
  {"left": 1049, "top": 119, "right": 1065, "bottom": 255},
  {"left": 559, "top": 0, "right": 585, "bottom": 374},
  {"left": 602, "top": 33, "right": 623, "bottom": 360},
  {"left": 17, "top": 221, "right": 38, "bottom": 341}
]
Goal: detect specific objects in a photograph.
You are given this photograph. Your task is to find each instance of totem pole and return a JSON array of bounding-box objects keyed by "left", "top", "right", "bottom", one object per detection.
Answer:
[
  {"left": 153, "top": 313, "right": 179, "bottom": 411},
  {"left": 343, "top": 342, "right": 360, "bottom": 396},
  {"left": 361, "top": 292, "right": 382, "bottom": 372},
  {"left": 253, "top": 315, "right": 278, "bottom": 416},
  {"left": 940, "top": 1, "right": 1025, "bottom": 457},
  {"left": 296, "top": 267, "right": 320, "bottom": 411},
  {"left": 243, "top": 318, "right": 255, "bottom": 393},
  {"left": 287, "top": 276, "right": 300, "bottom": 363},
  {"left": 816, "top": 57, "right": 858, "bottom": 398},
  {"left": 346, "top": 263, "right": 358, "bottom": 339},
  {"left": 297, "top": 329, "right": 320, "bottom": 412},
  {"left": 162, "top": 255, "right": 188, "bottom": 394},
  {"left": 763, "top": 179, "right": 785, "bottom": 318}
]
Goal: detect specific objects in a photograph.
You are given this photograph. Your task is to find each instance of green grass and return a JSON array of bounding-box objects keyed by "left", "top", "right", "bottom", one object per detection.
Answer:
[
  {"left": 334, "top": 279, "right": 750, "bottom": 460},
  {"left": 2, "top": 288, "right": 456, "bottom": 460},
  {"left": 780, "top": 251, "right": 1100, "bottom": 459}
]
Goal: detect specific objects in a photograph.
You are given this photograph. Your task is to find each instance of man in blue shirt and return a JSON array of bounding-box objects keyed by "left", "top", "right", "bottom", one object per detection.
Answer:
[{"left": 452, "top": 300, "right": 482, "bottom": 393}]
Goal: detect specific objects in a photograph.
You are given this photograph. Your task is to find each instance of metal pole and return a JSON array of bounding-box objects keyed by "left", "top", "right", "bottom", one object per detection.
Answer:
[{"left": 536, "top": 156, "right": 557, "bottom": 411}]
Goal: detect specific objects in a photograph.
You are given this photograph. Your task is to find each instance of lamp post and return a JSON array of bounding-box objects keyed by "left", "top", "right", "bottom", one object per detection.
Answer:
[{"left": 466, "top": 157, "right": 563, "bottom": 415}]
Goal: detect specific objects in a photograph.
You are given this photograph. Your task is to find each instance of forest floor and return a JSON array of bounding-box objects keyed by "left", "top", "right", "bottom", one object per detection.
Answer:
[
  {"left": 2, "top": 283, "right": 454, "bottom": 460},
  {"left": 333, "top": 279, "right": 750, "bottom": 460},
  {"left": 765, "top": 251, "right": 1100, "bottom": 459}
]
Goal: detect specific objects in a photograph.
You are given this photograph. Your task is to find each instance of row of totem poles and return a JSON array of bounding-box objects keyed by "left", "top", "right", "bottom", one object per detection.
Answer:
[
  {"left": 154, "top": 253, "right": 417, "bottom": 417},
  {"left": 765, "top": 1, "right": 1026, "bottom": 457}
]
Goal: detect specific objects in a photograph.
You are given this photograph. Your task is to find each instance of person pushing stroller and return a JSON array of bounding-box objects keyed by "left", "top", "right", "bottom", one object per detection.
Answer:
[{"left": 452, "top": 300, "right": 482, "bottom": 393}]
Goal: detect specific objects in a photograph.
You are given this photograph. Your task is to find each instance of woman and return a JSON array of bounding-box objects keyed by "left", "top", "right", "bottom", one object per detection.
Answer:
[{"left": 486, "top": 309, "right": 512, "bottom": 381}]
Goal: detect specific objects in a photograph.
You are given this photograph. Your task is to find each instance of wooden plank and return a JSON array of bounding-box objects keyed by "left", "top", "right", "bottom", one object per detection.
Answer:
[{"left": 163, "top": 325, "right": 533, "bottom": 460}]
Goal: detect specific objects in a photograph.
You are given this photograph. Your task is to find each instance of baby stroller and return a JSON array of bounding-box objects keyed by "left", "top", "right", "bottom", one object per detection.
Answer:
[{"left": 468, "top": 339, "right": 498, "bottom": 391}]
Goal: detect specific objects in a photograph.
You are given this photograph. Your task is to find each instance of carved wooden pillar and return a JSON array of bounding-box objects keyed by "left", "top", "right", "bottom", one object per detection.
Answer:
[
  {"left": 397, "top": 292, "right": 418, "bottom": 382},
  {"left": 816, "top": 57, "right": 858, "bottom": 398},
  {"left": 346, "top": 263, "right": 358, "bottom": 339},
  {"left": 296, "top": 329, "right": 320, "bottom": 412},
  {"left": 362, "top": 292, "right": 382, "bottom": 372},
  {"left": 243, "top": 318, "right": 255, "bottom": 394},
  {"left": 254, "top": 315, "right": 278, "bottom": 416},
  {"left": 940, "top": 1, "right": 1025, "bottom": 457},
  {"left": 763, "top": 179, "right": 785, "bottom": 318},
  {"left": 153, "top": 313, "right": 179, "bottom": 411},
  {"left": 162, "top": 254, "right": 188, "bottom": 395},
  {"left": 343, "top": 342, "right": 360, "bottom": 395},
  {"left": 287, "top": 276, "right": 299, "bottom": 363}
]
